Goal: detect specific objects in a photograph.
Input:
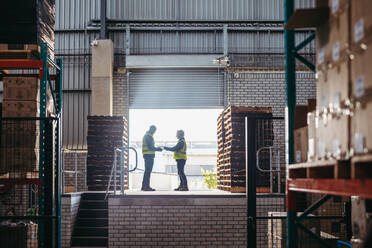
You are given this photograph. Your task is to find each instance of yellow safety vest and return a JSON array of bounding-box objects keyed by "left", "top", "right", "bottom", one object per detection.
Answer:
[
  {"left": 174, "top": 138, "right": 187, "bottom": 160},
  {"left": 142, "top": 132, "right": 155, "bottom": 155}
]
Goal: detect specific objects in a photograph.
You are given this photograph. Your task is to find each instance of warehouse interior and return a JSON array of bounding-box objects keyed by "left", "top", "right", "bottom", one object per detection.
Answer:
[{"left": 0, "top": 0, "right": 371, "bottom": 247}]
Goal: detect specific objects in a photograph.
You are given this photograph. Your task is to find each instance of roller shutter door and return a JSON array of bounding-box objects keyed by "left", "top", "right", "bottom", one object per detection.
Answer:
[{"left": 129, "top": 69, "right": 225, "bottom": 109}]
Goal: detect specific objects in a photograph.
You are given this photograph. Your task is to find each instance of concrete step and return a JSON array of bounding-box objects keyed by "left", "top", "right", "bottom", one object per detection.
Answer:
[
  {"left": 78, "top": 209, "right": 108, "bottom": 218},
  {"left": 71, "top": 236, "right": 107, "bottom": 247},
  {"left": 81, "top": 192, "right": 107, "bottom": 201},
  {"left": 73, "top": 226, "right": 108, "bottom": 237},
  {"left": 80, "top": 200, "right": 108, "bottom": 210},
  {"left": 75, "top": 217, "right": 108, "bottom": 227}
]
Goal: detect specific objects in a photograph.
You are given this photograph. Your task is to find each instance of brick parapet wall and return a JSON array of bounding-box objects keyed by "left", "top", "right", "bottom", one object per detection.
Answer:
[
  {"left": 109, "top": 196, "right": 247, "bottom": 247},
  {"left": 61, "top": 194, "right": 81, "bottom": 248}
]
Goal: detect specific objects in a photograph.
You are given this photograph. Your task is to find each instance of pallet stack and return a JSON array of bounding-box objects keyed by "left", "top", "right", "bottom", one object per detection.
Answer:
[
  {"left": 87, "top": 116, "right": 128, "bottom": 191},
  {"left": 0, "top": 77, "right": 41, "bottom": 176},
  {"left": 217, "top": 106, "right": 273, "bottom": 193},
  {"left": 0, "top": 0, "right": 55, "bottom": 57}
]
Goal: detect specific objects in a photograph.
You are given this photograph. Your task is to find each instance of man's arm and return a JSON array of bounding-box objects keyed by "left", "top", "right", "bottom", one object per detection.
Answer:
[
  {"left": 145, "top": 135, "right": 162, "bottom": 152},
  {"left": 164, "top": 140, "right": 184, "bottom": 152}
]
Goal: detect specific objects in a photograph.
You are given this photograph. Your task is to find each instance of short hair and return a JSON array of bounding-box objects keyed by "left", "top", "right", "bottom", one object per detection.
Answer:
[
  {"left": 149, "top": 125, "right": 157, "bottom": 133},
  {"left": 177, "top": 130, "right": 184, "bottom": 137}
]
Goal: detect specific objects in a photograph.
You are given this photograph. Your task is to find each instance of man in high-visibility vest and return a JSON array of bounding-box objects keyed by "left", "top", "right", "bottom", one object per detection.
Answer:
[
  {"left": 141, "top": 125, "right": 163, "bottom": 191},
  {"left": 164, "top": 130, "right": 188, "bottom": 191}
]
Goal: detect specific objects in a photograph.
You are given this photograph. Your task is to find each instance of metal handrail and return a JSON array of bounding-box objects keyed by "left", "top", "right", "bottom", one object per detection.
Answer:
[
  {"left": 61, "top": 148, "right": 86, "bottom": 194},
  {"left": 256, "top": 146, "right": 281, "bottom": 193},
  {"left": 105, "top": 146, "right": 138, "bottom": 200}
]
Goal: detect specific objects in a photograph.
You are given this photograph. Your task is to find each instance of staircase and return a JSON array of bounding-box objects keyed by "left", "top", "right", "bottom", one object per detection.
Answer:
[{"left": 71, "top": 193, "right": 108, "bottom": 247}]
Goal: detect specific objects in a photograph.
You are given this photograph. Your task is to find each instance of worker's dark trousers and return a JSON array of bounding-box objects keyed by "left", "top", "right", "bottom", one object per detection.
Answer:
[
  {"left": 141, "top": 157, "right": 154, "bottom": 189},
  {"left": 176, "top": 159, "right": 188, "bottom": 188}
]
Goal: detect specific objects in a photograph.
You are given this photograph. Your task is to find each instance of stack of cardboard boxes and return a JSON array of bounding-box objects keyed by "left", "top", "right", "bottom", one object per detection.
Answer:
[
  {"left": 306, "top": 0, "right": 372, "bottom": 162},
  {"left": 1, "top": 77, "right": 40, "bottom": 175}
]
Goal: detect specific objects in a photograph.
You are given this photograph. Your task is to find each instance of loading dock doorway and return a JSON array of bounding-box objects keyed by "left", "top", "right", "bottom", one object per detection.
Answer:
[
  {"left": 128, "top": 109, "right": 222, "bottom": 191},
  {"left": 126, "top": 68, "right": 225, "bottom": 190}
]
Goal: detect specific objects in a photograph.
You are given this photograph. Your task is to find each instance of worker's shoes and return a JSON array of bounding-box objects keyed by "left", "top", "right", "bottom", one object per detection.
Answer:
[
  {"left": 178, "top": 187, "right": 189, "bottom": 191},
  {"left": 174, "top": 187, "right": 181, "bottom": 191},
  {"left": 141, "top": 187, "right": 156, "bottom": 191}
]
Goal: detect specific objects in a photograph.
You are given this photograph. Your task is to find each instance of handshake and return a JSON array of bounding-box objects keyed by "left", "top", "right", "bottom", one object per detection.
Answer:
[{"left": 157, "top": 146, "right": 168, "bottom": 152}]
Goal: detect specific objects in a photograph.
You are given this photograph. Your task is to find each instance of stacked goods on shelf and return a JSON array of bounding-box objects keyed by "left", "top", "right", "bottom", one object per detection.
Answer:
[
  {"left": 87, "top": 116, "right": 128, "bottom": 191},
  {"left": 315, "top": 0, "right": 351, "bottom": 161},
  {"left": 0, "top": 77, "right": 40, "bottom": 175},
  {"left": 0, "top": 0, "right": 55, "bottom": 58},
  {"left": 217, "top": 106, "right": 273, "bottom": 193},
  {"left": 296, "top": 0, "right": 372, "bottom": 180},
  {"left": 294, "top": 100, "right": 316, "bottom": 163},
  {"left": 0, "top": 221, "right": 38, "bottom": 248},
  {"left": 350, "top": 0, "right": 372, "bottom": 157}
]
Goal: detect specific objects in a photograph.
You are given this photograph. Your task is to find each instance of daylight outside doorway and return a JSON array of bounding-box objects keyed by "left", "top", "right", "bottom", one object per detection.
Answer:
[{"left": 128, "top": 109, "right": 222, "bottom": 191}]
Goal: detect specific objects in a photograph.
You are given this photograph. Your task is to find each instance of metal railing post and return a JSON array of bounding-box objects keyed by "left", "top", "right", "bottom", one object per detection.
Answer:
[
  {"left": 120, "top": 149, "right": 124, "bottom": 194},
  {"left": 114, "top": 149, "right": 117, "bottom": 195},
  {"left": 269, "top": 147, "right": 273, "bottom": 193},
  {"left": 61, "top": 149, "right": 65, "bottom": 194}
]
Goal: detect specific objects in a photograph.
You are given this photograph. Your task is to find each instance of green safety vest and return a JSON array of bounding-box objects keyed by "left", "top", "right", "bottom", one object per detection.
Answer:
[
  {"left": 174, "top": 138, "right": 187, "bottom": 160},
  {"left": 142, "top": 132, "right": 155, "bottom": 155}
]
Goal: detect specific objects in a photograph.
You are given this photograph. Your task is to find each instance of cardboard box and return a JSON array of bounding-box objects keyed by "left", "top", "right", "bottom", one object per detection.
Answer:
[
  {"left": 316, "top": 70, "right": 331, "bottom": 113},
  {"left": 295, "top": 105, "right": 309, "bottom": 129},
  {"left": 327, "top": 60, "right": 350, "bottom": 114},
  {"left": 316, "top": 1, "right": 350, "bottom": 69},
  {"left": 308, "top": 99, "right": 317, "bottom": 112},
  {"left": 307, "top": 111, "right": 317, "bottom": 161},
  {"left": 0, "top": 148, "right": 39, "bottom": 174},
  {"left": 1, "top": 124, "right": 40, "bottom": 148},
  {"left": 294, "top": 127, "right": 309, "bottom": 163},
  {"left": 3, "top": 77, "right": 40, "bottom": 101},
  {"left": 351, "top": 196, "right": 372, "bottom": 240},
  {"left": 351, "top": 42, "right": 372, "bottom": 154},
  {"left": 351, "top": 0, "right": 372, "bottom": 49},
  {"left": 27, "top": 222, "right": 38, "bottom": 248},
  {"left": 317, "top": 114, "right": 349, "bottom": 160},
  {"left": 2, "top": 101, "right": 39, "bottom": 117}
]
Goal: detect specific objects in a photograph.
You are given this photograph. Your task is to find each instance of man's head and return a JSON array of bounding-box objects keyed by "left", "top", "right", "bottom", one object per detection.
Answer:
[
  {"left": 149, "top": 125, "right": 157, "bottom": 134},
  {"left": 176, "top": 130, "right": 184, "bottom": 139}
]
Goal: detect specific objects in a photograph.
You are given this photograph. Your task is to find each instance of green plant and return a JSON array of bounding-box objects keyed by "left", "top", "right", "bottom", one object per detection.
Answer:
[
  {"left": 201, "top": 168, "right": 217, "bottom": 189},
  {"left": 26, "top": 208, "right": 36, "bottom": 216}
]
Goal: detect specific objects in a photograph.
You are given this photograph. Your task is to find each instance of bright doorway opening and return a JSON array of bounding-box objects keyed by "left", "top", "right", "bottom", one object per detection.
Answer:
[{"left": 128, "top": 109, "right": 222, "bottom": 191}]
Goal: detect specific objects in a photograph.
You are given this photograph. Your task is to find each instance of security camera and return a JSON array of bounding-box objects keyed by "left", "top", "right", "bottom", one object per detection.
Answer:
[{"left": 91, "top": 39, "right": 98, "bottom": 46}]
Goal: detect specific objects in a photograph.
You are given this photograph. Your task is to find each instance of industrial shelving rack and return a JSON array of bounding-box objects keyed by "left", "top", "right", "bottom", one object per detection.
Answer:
[
  {"left": 284, "top": 0, "right": 372, "bottom": 247},
  {"left": 0, "top": 43, "right": 63, "bottom": 248}
]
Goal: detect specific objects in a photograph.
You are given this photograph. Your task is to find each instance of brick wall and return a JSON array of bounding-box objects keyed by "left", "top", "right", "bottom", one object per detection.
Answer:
[
  {"left": 61, "top": 193, "right": 81, "bottom": 248},
  {"left": 227, "top": 71, "right": 316, "bottom": 189},
  {"left": 108, "top": 195, "right": 285, "bottom": 247},
  {"left": 109, "top": 196, "right": 246, "bottom": 248},
  {"left": 113, "top": 71, "right": 128, "bottom": 118},
  {"left": 227, "top": 71, "right": 316, "bottom": 116},
  {"left": 62, "top": 151, "right": 87, "bottom": 192}
]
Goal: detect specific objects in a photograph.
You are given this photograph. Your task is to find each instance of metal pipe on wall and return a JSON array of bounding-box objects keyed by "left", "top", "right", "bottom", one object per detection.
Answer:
[{"left": 100, "top": 0, "right": 107, "bottom": 39}]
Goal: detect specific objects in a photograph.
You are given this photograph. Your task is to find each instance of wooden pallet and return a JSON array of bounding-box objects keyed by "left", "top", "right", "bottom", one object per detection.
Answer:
[
  {"left": 288, "top": 160, "right": 350, "bottom": 179},
  {"left": 0, "top": 44, "right": 40, "bottom": 60},
  {"left": 351, "top": 154, "right": 372, "bottom": 179}
]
